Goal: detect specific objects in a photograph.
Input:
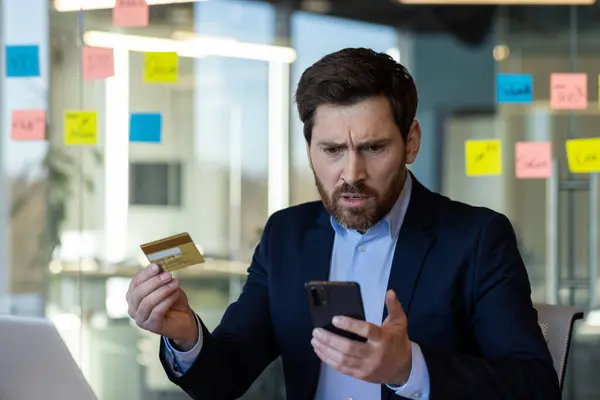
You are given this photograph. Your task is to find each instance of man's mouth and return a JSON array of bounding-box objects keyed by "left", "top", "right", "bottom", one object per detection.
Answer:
[{"left": 339, "top": 193, "right": 370, "bottom": 207}]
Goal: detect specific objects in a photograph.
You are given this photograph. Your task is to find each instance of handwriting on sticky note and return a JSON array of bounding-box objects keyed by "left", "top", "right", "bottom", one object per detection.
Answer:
[
  {"left": 550, "top": 73, "right": 587, "bottom": 110},
  {"left": 144, "top": 52, "right": 178, "bottom": 83},
  {"left": 83, "top": 47, "right": 114, "bottom": 80},
  {"left": 64, "top": 111, "right": 98, "bottom": 146},
  {"left": 113, "top": 0, "right": 149, "bottom": 27},
  {"left": 565, "top": 138, "right": 600, "bottom": 173},
  {"left": 496, "top": 74, "right": 533, "bottom": 104},
  {"left": 465, "top": 139, "right": 502, "bottom": 176},
  {"left": 5, "top": 45, "right": 40, "bottom": 77},
  {"left": 11, "top": 110, "right": 46, "bottom": 140},
  {"left": 515, "top": 142, "right": 552, "bottom": 179}
]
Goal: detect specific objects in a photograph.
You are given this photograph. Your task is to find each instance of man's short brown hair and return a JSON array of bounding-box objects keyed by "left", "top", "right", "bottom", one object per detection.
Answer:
[{"left": 295, "top": 47, "right": 418, "bottom": 144}]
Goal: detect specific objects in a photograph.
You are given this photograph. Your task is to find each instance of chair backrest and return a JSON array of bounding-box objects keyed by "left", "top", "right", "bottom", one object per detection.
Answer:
[{"left": 533, "top": 303, "right": 584, "bottom": 389}]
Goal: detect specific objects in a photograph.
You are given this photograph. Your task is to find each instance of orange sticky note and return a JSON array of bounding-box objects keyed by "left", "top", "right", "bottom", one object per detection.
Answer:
[
  {"left": 550, "top": 73, "right": 587, "bottom": 110},
  {"left": 113, "top": 0, "right": 149, "bottom": 27},
  {"left": 11, "top": 110, "right": 46, "bottom": 140},
  {"left": 515, "top": 142, "right": 552, "bottom": 179},
  {"left": 82, "top": 47, "right": 114, "bottom": 80}
]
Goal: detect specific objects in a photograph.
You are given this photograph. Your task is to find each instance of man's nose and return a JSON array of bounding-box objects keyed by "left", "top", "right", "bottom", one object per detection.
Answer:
[{"left": 342, "top": 151, "right": 367, "bottom": 185}]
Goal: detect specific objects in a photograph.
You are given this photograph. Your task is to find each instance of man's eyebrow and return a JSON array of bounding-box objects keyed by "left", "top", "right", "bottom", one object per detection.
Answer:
[
  {"left": 355, "top": 139, "right": 391, "bottom": 148},
  {"left": 315, "top": 138, "right": 391, "bottom": 148},
  {"left": 316, "top": 141, "right": 347, "bottom": 148}
]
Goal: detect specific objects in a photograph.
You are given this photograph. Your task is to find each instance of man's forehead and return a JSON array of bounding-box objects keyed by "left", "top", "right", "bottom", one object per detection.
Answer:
[
  {"left": 311, "top": 99, "right": 397, "bottom": 143},
  {"left": 312, "top": 117, "right": 395, "bottom": 145}
]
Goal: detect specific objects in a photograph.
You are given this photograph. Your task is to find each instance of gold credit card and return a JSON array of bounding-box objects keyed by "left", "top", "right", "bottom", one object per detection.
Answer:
[{"left": 140, "top": 232, "right": 205, "bottom": 272}]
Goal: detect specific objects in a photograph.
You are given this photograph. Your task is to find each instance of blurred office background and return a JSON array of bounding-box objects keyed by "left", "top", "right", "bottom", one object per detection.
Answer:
[{"left": 1, "top": 0, "right": 600, "bottom": 399}]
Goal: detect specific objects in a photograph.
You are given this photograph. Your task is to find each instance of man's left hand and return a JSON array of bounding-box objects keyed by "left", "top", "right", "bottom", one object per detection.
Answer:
[{"left": 311, "top": 289, "right": 412, "bottom": 386}]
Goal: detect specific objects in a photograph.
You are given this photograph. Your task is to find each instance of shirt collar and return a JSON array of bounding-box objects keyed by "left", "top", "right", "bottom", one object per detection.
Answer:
[{"left": 330, "top": 171, "right": 412, "bottom": 239}]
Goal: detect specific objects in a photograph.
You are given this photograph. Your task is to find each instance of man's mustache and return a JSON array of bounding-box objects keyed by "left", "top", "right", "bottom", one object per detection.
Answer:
[{"left": 334, "top": 183, "right": 376, "bottom": 197}]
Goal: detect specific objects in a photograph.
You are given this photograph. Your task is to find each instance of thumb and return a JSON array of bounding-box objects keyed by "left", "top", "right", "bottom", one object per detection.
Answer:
[{"left": 383, "top": 290, "right": 405, "bottom": 325}]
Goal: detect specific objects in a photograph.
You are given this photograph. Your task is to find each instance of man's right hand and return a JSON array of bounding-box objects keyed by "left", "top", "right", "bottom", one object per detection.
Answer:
[{"left": 126, "top": 264, "right": 199, "bottom": 351}]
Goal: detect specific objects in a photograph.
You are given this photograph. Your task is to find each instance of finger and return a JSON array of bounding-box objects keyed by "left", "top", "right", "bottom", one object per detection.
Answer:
[
  {"left": 332, "top": 316, "right": 382, "bottom": 341},
  {"left": 130, "top": 271, "right": 173, "bottom": 312},
  {"left": 129, "top": 264, "right": 161, "bottom": 290},
  {"left": 313, "top": 345, "right": 361, "bottom": 378},
  {"left": 145, "top": 290, "right": 180, "bottom": 327},
  {"left": 313, "top": 345, "right": 329, "bottom": 365},
  {"left": 312, "top": 328, "right": 368, "bottom": 358},
  {"left": 311, "top": 337, "right": 363, "bottom": 367},
  {"left": 136, "top": 279, "right": 179, "bottom": 323},
  {"left": 384, "top": 290, "right": 405, "bottom": 324},
  {"left": 127, "top": 264, "right": 161, "bottom": 305}
]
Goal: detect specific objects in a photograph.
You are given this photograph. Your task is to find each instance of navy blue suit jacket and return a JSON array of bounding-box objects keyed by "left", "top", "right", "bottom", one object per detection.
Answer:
[{"left": 161, "top": 176, "right": 559, "bottom": 400}]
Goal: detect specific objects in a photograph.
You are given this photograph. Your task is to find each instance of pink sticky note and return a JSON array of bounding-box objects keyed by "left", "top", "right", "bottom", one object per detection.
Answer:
[
  {"left": 550, "top": 73, "right": 587, "bottom": 110},
  {"left": 11, "top": 110, "right": 46, "bottom": 141},
  {"left": 82, "top": 47, "right": 114, "bottom": 80},
  {"left": 515, "top": 142, "right": 552, "bottom": 179},
  {"left": 113, "top": 0, "right": 149, "bottom": 27}
]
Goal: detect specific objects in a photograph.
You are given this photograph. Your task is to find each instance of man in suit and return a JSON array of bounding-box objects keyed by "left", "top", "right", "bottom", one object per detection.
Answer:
[{"left": 126, "top": 48, "right": 560, "bottom": 400}]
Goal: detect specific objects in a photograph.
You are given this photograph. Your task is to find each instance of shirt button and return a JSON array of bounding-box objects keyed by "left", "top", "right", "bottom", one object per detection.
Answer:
[
  {"left": 410, "top": 391, "right": 422, "bottom": 398},
  {"left": 358, "top": 245, "right": 366, "bottom": 252}
]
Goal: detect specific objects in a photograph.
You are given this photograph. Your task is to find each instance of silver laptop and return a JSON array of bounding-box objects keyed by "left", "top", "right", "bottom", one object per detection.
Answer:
[{"left": 0, "top": 315, "right": 97, "bottom": 400}]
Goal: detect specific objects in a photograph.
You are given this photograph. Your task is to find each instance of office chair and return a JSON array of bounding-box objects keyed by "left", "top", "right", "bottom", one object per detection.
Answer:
[{"left": 534, "top": 303, "right": 584, "bottom": 390}]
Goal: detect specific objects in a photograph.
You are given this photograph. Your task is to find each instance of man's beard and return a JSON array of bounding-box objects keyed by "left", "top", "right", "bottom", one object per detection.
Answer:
[{"left": 314, "top": 167, "right": 406, "bottom": 232}]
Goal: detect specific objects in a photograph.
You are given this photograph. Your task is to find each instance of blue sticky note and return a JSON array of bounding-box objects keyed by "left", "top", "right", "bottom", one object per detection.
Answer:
[
  {"left": 496, "top": 74, "right": 533, "bottom": 104},
  {"left": 5, "top": 45, "right": 40, "bottom": 77},
  {"left": 130, "top": 113, "right": 162, "bottom": 142}
]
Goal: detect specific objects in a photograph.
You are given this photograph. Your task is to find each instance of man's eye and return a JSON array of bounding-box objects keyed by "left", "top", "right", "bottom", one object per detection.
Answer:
[
  {"left": 366, "top": 145, "right": 384, "bottom": 153},
  {"left": 324, "top": 147, "right": 341, "bottom": 155}
]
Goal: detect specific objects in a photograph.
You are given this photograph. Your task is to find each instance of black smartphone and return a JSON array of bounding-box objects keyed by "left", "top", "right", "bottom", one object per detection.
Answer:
[{"left": 305, "top": 281, "right": 367, "bottom": 342}]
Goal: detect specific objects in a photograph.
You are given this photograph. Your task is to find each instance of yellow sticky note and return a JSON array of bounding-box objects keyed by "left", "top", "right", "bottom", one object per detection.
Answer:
[
  {"left": 565, "top": 138, "right": 600, "bottom": 173},
  {"left": 65, "top": 111, "right": 98, "bottom": 146},
  {"left": 465, "top": 139, "right": 502, "bottom": 176},
  {"left": 144, "top": 52, "right": 178, "bottom": 83}
]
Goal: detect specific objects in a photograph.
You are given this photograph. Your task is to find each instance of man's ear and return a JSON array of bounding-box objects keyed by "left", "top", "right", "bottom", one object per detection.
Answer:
[{"left": 405, "top": 119, "right": 421, "bottom": 165}]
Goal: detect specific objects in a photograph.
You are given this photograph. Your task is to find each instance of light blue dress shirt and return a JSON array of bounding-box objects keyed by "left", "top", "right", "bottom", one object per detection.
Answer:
[{"left": 163, "top": 173, "right": 431, "bottom": 399}]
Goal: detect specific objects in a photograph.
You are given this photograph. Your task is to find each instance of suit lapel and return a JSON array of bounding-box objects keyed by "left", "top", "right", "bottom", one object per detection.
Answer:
[
  {"left": 383, "top": 177, "right": 437, "bottom": 322},
  {"left": 299, "top": 207, "right": 334, "bottom": 399},
  {"left": 300, "top": 206, "right": 334, "bottom": 286}
]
